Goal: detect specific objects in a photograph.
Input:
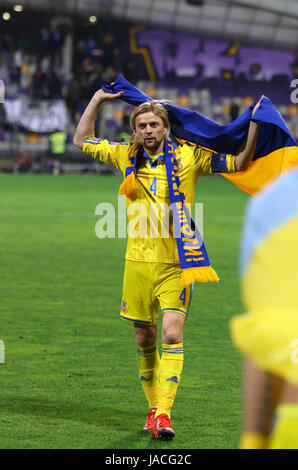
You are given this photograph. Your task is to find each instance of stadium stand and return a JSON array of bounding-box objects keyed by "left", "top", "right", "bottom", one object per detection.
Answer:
[{"left": 0, "top": 6, "right": 297, "bottom": 174}]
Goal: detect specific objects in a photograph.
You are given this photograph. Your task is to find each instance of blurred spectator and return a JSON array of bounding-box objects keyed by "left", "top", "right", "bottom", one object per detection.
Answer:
[
  {"left": 42, "top": 157, "right": 54, "bottom": 173},
  {"left": 48, "top": 71, "right": 62, "bottom": 100},
  {"left": 50, "top": 27, "right": 64, "bottom": 54},
  {"left": 230, "top": 102, "right": 240, "bottom": 121},
  {"left": 17, "top": 151, "right": 32, "bottom": 172},
  {"left": 49, "top": 130, "right": 67, "bottom": 163},
  {"left": 121, "top": 106, "right": 132, "bottom": 134},
  {"left": 48, "top": 131, "right": 67, "bottom": 174},
  {"left": 122, "top": 59, "right": 137, "bottom": 83},
  {"left": 74, "top": 40, "right": 87, "bottom": 70},
  {"left": 82, "top": 57, "right": 95, "bottom": 75},
  {"left": 119, "top": 131, "right": 130, "bottom": 143},
  {"left": 37, "top": 28, "right": 51, "bottom": 60},
  {"left": 88, "top": 64, "right": 104, "bottom": 95},
  {"left": 102, "top": 32, "right": 115, "bottom": 67},
  {"left": 0, "top": 57, "right": 9, "bottom": 83},
  {"left": 1, "top": 35, "right": 13, "bottom": 66},
  {"left": 13, "top": 48, "right": 23, "bottom": 85},
  {"left": 112, "top": 47, "right": 123, "bottom": 73},
  {"left": 66, "top": 78, "right": 81, "bottom": 120},
  {"left": 32, "top": 68, "right": 47, "bottom": 99},
  {"left": 102, "top": 65, "right": 118, "bottom": 84},
  {"left": 0, "top": 105, "right": 6, "bottom": 133},
  {"left": 86, "top": 36, "right": 97, "bottom": 55},
  {"left": 79, "top": 74, "right": 92, "bottom": 103}
]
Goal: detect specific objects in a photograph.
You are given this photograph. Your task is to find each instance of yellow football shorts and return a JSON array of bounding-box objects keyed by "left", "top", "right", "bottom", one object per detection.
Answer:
[{"left": 120, "top": 260, "right": 193, "bottom": 325}]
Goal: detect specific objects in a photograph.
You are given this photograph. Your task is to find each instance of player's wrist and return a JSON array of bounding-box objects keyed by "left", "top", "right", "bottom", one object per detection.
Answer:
[{"left": 91, "top": 90, "right": 107, "bottom": 106}]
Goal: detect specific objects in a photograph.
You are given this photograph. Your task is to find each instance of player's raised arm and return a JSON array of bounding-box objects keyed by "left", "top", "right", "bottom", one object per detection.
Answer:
[
  {"left": 73, "top": 88, "right": 123, "bottom": 149},
  {"left": 234, "top": 95, "right": 263, "bottom": 172}
]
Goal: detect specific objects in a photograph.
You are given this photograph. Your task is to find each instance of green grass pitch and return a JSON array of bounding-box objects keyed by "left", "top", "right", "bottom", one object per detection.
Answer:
[{"left": 0, "top": 172, "right": 249, "bottom": 449}]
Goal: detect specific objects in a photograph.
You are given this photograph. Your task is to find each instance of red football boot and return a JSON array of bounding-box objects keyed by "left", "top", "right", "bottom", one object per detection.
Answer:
[
  {"left": 152, "top": 413, "right": 175, "bottom": 440},
  {"left": 142, "top": 408, "right": 157, "bottom": 431}
]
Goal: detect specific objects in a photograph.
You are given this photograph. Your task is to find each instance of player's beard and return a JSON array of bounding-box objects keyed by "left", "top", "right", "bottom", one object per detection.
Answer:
[{"left": 143, "top": 137, "right": 164, "bottom": 155}]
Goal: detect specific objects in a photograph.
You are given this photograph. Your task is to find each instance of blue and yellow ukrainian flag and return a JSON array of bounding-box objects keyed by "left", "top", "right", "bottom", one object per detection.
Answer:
[
  {"left": 221, "top": 101, "right": 298, "bottom": 196},
  {"left": 230, "top": 168, "right": 298, "bottom": 385},
  {"left": 102, "top": 74, "right": 298, "bottom": 196}
]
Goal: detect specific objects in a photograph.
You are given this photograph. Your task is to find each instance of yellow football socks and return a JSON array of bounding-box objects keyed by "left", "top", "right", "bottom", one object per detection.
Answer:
[
  {"left": 240, "top": 405, "right": 298, "bottom": 448},
  {"left": 240, "top": 432, "right": 267, "bottom": 449},
  {"left": 267, "top": 403, "right": 298, "bottom": 449},
  {"left": 136, "top": 344, "right": 160, "bottom": 409},
  {"left": 155, "top": 343, "right": 184, "bottom": 418}
]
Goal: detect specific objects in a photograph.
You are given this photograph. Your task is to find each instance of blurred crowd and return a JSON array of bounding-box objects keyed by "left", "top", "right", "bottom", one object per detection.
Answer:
[
  {"left": 68, "top": 23, "right": 137, "bottom": 124},
  {"left": 0, "top": 17, "right": 138, "bottom": 139},
  {"left": 0, "top": 26, "right": 66, "bottom": 100},
  {"left": 0, "top": 15, "right": 297, "bottom": 148}
]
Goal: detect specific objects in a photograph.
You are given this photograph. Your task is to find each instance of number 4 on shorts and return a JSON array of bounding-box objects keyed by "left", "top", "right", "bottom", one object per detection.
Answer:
[{"left": 179, "top": 288, "right": 186, "bottom": 305}]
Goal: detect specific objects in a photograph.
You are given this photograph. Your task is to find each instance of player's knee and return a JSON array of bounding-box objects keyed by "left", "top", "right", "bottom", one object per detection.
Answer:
[
  {"left": 162, "top": 326, "right": 182, "bottom": 345},
  {"left": 162, "top": 311, "right": 184, "bottom": 344},
  {"left": 134, "top": 323, "right": 157, "bottom": 348},
  {"left": 136, "top": 335, "right": 154, "bottom": 349}
]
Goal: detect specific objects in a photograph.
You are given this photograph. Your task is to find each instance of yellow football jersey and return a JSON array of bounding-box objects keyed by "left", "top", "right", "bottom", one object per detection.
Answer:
[{"left": 83, "top": 138, "right": 235, "bottom": 263}]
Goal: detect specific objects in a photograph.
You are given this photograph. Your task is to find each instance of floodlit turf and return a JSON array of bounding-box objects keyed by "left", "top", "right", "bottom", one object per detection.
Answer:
[{"left": 0, "top": 172, "right": 249, "bottom": 449}]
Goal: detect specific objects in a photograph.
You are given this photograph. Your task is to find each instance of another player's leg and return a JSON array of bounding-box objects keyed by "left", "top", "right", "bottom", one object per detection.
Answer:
[
  {"left": 240, "top": 357, "right": 298, "bottom": 449},
  {"left": 153, "top": 310, "right": 185, "bottom": 440},
  {"left": 134, "top": 322, "right": 160, "bottom": 431},
  {"left": 267, "top": 381, "right": 298, "bottom": 449},
  {"left": 240, "top": 356, "right": 283, "bottom": 449}
]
